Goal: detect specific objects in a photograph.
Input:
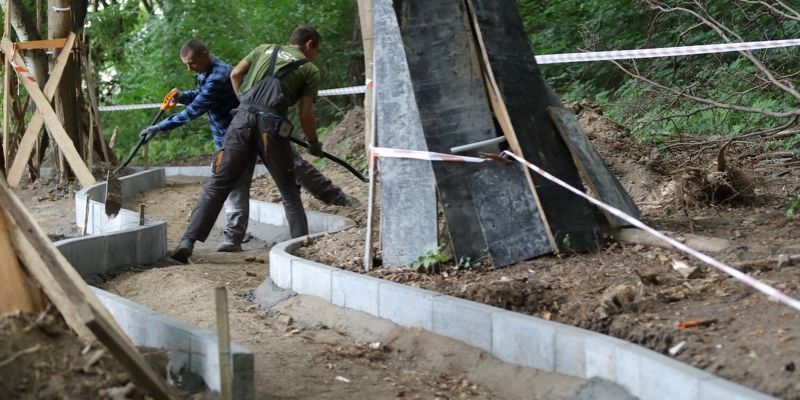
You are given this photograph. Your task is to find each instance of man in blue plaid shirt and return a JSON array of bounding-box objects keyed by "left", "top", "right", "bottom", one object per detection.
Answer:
[{"left": 141, "top": 39, "right": 355, "bottom": 253}]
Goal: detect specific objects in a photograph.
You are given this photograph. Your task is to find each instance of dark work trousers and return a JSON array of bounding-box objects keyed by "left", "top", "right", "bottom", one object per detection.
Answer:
[
  {"left": 292, "top": 150, "right": 350, "bottom": 206},
  {"left": 184, "top": 112, "right": 308, "bottom": 241}
]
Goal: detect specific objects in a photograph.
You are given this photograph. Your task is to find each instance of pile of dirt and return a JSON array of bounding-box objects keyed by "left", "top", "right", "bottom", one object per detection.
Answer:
[
  {"left": 0, "top": 312, "right": 189, "bottom": 399},
  {"left": 322, "top": 106, "right": 366, "bottom": 162}
]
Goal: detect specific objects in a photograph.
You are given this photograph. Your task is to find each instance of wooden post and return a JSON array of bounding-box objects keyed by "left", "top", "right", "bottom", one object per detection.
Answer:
[
  {"left": 139, "top": 204, "right": 145, "bottom": 226},
  {"left": 215, "top": 286, "right": 233, "bottom": 400},
  {"left": 357, "top": 0, "right": 374, "bottom": 155},
  {"left": 0, "top": 208, "right": 43, "bottom": 314},
  {"left": 3, "top": 0, "right": 11, "bottom": 172}
]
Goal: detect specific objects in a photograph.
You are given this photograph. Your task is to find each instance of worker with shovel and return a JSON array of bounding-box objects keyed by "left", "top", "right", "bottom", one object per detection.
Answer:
[
  {"left": 168, "top": 26, "right": 329, "bottom": 262},
  {"left": 140, "top": 38, "right": 354, "bottom": 254}
]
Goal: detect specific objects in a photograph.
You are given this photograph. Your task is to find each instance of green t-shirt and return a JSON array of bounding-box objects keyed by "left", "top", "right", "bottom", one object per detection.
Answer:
[{"left": 239, "top": 44, "right": 320, "bottom": 105}]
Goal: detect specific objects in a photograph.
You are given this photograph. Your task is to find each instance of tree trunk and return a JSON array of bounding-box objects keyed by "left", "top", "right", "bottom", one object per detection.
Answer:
[
  {"left": 1, "top": 0, "right": 48, "bottom": 86},
  {"left": 48, "top": 0, "right": 82, "bottom": 182}
]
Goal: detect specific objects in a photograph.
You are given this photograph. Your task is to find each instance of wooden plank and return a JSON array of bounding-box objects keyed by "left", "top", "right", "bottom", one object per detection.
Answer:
[
  {"left": 464, "top": 0, "right": 558, "bottom": 253},
  {"left": 356, "top": 0, "right": 374, "bottom": 155},
  {"left": 468, "top": 0, "right": 607, "bottom": 252},
  {"left": 3, "top": 0, "right": 9, "bottom": 172},
  {"left": 374, "top": 0, "right": 438, "bottom": 266},
  {"left": 469, "top": 164, "right": 552, "bottom": 267},
  {"left": 399, "top": 0, "right": 552, "bottom": 265},
  {"left": 0, "top": 176, "right": 131, "bottom": 345},
  {"left": 398, "top": 0, "right": 490, "bottom": 261},
  {"left": 548, "top": 107, "right": 640, "bottom": 227},
  {"left": 0, "top": 208, "right": 43, "bottom": 314},
  {"left": 1, "top": 36, "right": 95, "bottom": 187},
  {"left": 80, "top": 304, "right": 174, "bottom": 400},
  {"left": 6, "top": 33, "right": 77, "bottom": 187},
  {"left": 215, "top": 287, "right": 233, "bottom": 400},
  {"left": 15, "top": 38, "right": 68, "bottom": 50}
]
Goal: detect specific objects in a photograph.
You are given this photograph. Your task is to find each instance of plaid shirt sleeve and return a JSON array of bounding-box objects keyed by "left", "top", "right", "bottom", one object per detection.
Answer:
[
  {"left": 174, "top": 89, "right": 199, "bottom": 105},
  {"left": 156, "top": 71, "right": 228, "bottom": 132}
]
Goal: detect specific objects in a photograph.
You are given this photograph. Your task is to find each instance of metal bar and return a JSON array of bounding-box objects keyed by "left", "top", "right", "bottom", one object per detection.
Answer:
[{"left": 449, "top": 136, "right": 507, "bottom": 153}]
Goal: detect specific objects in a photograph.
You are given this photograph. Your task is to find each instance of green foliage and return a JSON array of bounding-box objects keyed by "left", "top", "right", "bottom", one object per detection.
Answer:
[
  {"left": 411, "top": 246, "right": 451, "bottom": 274},
  {"left": 786, "top": 197, "right": 800, "bottom": 218},
  {"left": 518, "top": 0, "right": 800, "bottom": 140},
  {"left": 87, "top": 0, "right": 359, "bottom": 165}
]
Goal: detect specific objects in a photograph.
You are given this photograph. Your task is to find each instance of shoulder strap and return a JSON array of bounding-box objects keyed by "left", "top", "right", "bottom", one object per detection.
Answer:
[
  {"left": 275, "top": 59, "right": 308, "bottom": 79},
  {"left": 265, "top": 44, "right": 282, "bottom": 77}
]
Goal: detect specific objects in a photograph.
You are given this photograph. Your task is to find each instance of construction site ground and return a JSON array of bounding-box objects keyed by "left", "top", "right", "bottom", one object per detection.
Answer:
[{"left": 13, "top": 105, "right": 800, "bottom": 399}]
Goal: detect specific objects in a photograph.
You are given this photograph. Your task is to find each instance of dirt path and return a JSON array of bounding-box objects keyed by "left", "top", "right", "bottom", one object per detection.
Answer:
[{"left": 106, "top": 176, "right": 584, "bottom": 399}]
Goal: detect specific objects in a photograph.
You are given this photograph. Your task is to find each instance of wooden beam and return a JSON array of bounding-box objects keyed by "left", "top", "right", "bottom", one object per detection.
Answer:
[
  {"left": 3, "top": 0, "right": 10, "bottom": 173},
  {"left": 1, "top": 35, "right": 95, "bottom": 187},
  {"left": 0, "top": 206, "right": 43, "bottom": 315},
  {"left": 6, "top": 33, "right": 76, "bottom": 187},
  {"left": 80, "top": 304, "right": 174, "bottom": 400},
  {"left": 356, "top": 0, "right": 373, "bottom": 155},
  {"left": 548, "top": 107, "right": 640, "bottom": 228},
  {"left": 14, "top": 38, "right": 67, "bottom": 50},
  {"left": 373, "top": 0, "right": 438, "bottom": 266},
  {"left": 0, "top": 175, "right": 131, "bottom": 344},
  {"left": 465, "top": 0, "right": 558, "bottom": 252}
]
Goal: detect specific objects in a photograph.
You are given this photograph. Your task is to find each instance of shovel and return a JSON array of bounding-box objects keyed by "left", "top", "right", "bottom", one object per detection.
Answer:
[{"left": 104, "top": 89, "right": 179, "bottom": 217}]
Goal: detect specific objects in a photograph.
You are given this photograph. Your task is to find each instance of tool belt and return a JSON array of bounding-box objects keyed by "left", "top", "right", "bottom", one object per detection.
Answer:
[{"left": 239, "top": 105, "right": 293, "bottom": 139}]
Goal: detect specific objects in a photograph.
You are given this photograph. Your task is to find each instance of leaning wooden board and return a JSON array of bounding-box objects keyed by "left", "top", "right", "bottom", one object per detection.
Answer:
[
  {"left": 468, "top": 0, "right": 608, "bottom": 251},
  {"left": 374, "top": 0, "right": 438, "bottom": 266},
  {"left": 548, "top": 107, "right": 640, "bottom": 227},
  {"left": 398, "top": 0, "right": 552, "bottom": 266}
]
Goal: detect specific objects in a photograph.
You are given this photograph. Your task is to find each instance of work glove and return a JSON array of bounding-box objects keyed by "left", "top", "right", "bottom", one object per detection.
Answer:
[
  {"left": 307, "top": 140, "right": 323, "bottom": 157},
  {"left": 139, "top": 125, "right": 161, "bottom": 143}
]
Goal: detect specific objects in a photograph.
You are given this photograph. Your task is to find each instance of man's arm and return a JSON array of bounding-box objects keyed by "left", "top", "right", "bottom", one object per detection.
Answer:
[
  {"left": 155, "top": 79, "right": 222, "bottom": 132},
  {"left": 230, "top": 59, "right": 251, "bottom": 97},
  {"left": 298, "top": 96, "right": 318, "bottom": 144},
  {"left": 174, "top": 88, "right": 199, "bottom": 105}
]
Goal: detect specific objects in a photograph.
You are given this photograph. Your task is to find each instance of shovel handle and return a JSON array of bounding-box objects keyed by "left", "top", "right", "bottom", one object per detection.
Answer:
[{"left": 287, "top": 136, "right": 368, "bottom": 183}]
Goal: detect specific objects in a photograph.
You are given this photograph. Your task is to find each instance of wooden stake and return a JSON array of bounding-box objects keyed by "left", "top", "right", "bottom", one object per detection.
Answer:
[
  {"left": 83, "top": 194, "right": 91, "bottom": 235},
  {"left": 357, "top": 0, "right": 374, "bottom": 155},
  {"left": 3, "top": 0, "right": 11, "bottom": 173},
  {"left": 215, "top": 286, "right": 233, "bottom": 400},
  {"left": 139, "top": 204, "right": 145, "bottom": 226},
  {"left": 82, "top": 44, "right": 111, "bottom": 164},
  {"left": 363, "top": 69, "right": 378, "bottom": 271},
  {"left": 0, "top": 208, "right": 43, "bottom": 315}
]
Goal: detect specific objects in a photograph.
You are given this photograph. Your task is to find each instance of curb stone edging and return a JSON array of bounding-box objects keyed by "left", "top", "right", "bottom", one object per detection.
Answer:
[{"left": 269, "top": 237, "right": 777, "bottom": 400}]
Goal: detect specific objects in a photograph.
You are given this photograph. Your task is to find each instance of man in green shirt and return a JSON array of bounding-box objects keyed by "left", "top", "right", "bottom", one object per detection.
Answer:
[{"left": 170, "top": 26, "right": 327, "bottom": 262}]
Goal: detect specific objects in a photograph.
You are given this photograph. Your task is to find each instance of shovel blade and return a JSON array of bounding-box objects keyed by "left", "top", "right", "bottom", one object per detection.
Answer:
[{"left": 105, "top": 171, "right": 123, "bottom": 218}]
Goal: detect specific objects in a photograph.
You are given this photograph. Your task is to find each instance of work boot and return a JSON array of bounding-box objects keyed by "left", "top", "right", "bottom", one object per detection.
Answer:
[
  {"left": 169, "top": 237, "right": 195, "bottom": 263},
  {"left": 217, "top": 241, "right": 242, "bottom": 252}
]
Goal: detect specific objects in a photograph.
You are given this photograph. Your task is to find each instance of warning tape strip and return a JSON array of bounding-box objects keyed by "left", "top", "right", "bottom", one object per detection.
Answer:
[
  {"left": 371, "top": 146, "right": 800, "bottom": 313},
  {"left": 98, "top": 85, "right": 367, "bottom": 112},
  {"left": 98, "top": 38, "right": 800, "bottom": 112},
  {"left": 8, "top": 46, "right": 37, "bottom": 83},
  {"left": 534, "top": 38, "right": 800, "bottom": 64}
]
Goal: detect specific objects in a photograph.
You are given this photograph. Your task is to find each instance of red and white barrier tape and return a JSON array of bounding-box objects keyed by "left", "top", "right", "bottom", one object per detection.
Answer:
[
  {"left": 534, "top": 38, "right": 800, "bottom": 64},
  {"left": 7, "top": 46, "right": 37, "bottom": 83},
  {"left": 370, "top": 146, "right": 487, "bottom": 163},
  {"left": 98, "top": 85, "right": 367, "bottom": 112},
  {"left": 371, "top": 146, "right": 800, "bottom": 313}
]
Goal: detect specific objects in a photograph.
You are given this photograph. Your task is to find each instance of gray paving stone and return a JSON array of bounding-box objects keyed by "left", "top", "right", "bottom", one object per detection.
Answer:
[
  {"left": 56, "top": 236, "right": 107, "bottom": 278},
  {"left": 699, "top": 377, "right": 777, "bottom": 400},
  {"left": 635, "top": 345, "right": 701, "bottom": 400},
  {"left": 378, "top": 281, "right": 439, "bottom": 330},
  {"left": 291, "top": 260, "right": 335, "bottom": 301},
  {"left": 269, "top": 247, "right": 294, "bottom": 289},
  {"left": 104, "top": 229, "right": 139, "bottom": 268},
  {"left": 554, "top": 324, "right": 588, "bottom": 377},
  {"left": 432, "top": 296, "right": 493, "bottom": 352},
  {"left": 491, "top": 309, "right": 556, "bottom": 371},
  {"left": 585, "top": 334, "right": 627, "bottom": 380},
  {"left": 331, "top": 270, "right": 380, "bottom": 316}
]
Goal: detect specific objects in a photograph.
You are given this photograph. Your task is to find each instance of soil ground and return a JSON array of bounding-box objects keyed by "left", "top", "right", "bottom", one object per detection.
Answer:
[
  {"left": 293, "top": 106, "right": 800, "bottom": 399},
  {"left": 12, "top": 105, "right": 800, "bottom": 399}
]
